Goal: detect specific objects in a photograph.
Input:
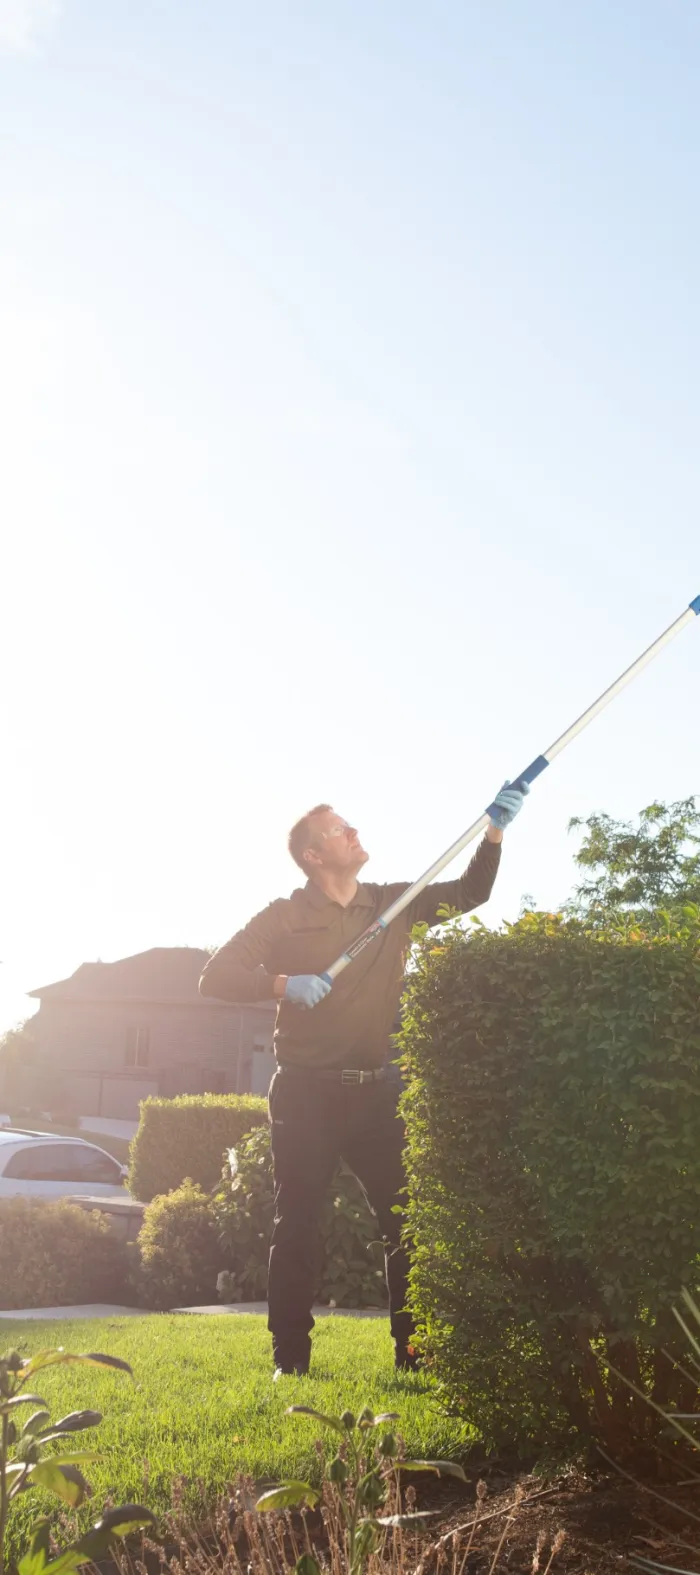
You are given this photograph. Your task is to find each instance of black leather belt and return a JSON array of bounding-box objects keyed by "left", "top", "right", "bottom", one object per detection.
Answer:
[{"left": 277, "top": 1063, "right": 386, "bottom": 1085}]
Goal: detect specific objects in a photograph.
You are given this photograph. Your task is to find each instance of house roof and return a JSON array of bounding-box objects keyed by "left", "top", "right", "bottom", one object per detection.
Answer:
[{"left": 28, "top": 947, "right": 273, "bottom": 1009}]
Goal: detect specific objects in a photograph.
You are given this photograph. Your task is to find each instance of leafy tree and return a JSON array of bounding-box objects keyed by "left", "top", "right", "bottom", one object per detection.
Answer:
[
  {"left": 0, "top": 1021, "right": 37, "bottom": 1109},
  {"left": 0, "top": 1021, "right": 36, "bottom": 1061},
  {"left": 566, "top": 797, "right": 700, "bottom": 918}
]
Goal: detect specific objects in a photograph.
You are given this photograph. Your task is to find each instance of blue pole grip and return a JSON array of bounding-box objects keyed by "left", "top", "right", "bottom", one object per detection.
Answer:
[
  {"left": 485, "top": 755, "right": 550, "bottom": 820},
  {"left": 691, "top": 594, "right": 700, "bottom": 615}
]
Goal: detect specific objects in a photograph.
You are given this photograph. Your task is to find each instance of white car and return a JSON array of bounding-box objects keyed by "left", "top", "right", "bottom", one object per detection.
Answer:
[{"left": 0, "top": 1129, "right": 130, "bottom": 1201}]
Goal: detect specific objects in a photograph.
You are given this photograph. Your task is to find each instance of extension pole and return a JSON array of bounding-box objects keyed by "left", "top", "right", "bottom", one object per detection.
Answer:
[{"left": 321, "top": 595, "right": 700, "bottom": 984}]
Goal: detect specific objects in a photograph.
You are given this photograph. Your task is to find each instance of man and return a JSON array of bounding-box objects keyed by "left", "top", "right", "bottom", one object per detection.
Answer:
[{"left": 200, "top": 785, "right": 527, "bottom": 1377}]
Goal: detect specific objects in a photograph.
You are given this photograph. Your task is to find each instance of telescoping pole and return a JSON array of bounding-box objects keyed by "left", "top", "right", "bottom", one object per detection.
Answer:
[{"left": 321, "top": 594, "right": 700, "bottom": 986}]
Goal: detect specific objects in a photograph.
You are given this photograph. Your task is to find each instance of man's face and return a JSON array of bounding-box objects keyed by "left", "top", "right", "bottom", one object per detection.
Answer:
[{"left": 303, "top": 809, "right": 369, "bottom": 876}]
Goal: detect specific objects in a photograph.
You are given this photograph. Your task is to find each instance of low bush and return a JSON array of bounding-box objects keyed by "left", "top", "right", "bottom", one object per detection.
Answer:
[
  {"left": 128, "top": 1093, "right": 267, "bottom": 1202},
  {"left": 401, "top": 907, "right": 700, "bottom": 1456},
  {"left": 214, "top": 1125, "right": 387, "bottom": 1308},
  {"left": 0, "top": 1196, "right": 127, "bottom": 1310},
  {"left": 137, "top": 1178, "right": 221, "bottom": 1309}
]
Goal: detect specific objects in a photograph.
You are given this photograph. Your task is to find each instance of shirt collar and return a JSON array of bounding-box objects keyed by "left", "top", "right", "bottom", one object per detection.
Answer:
[{"left": 298, "top": 879, "right": 374, "bottom": 912}]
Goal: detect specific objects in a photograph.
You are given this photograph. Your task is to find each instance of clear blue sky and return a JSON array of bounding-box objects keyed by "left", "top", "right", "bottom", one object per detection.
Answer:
[{"left": 1, "top": 0, "right": 699, "bottom": 1032}]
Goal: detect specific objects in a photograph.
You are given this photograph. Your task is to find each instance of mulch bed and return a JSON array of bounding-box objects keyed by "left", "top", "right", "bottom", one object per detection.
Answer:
[
  {"left": 408, "top": 1465, "right": 700, "bottom": 1574},
  {"left": 125, "top": 1465, "right": 700, "bottom": 1575}
]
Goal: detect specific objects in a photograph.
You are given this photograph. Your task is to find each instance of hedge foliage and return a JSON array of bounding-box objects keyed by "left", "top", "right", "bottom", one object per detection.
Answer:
[
  {"left": 128, "top": 1093, "right": 268, "bottom": 1202},
  {"left": 0, "top": 1197, "right": 126, "bottom": 1310},
  {"left": 137, "top": 1178, "right": 222, "bottom": 1309},
  {"left": 401, "top": 907, "right": 700, "bottom": 1456},
  {"left": 214, "top": 1126, "right": 388, "bottom": 1308}
]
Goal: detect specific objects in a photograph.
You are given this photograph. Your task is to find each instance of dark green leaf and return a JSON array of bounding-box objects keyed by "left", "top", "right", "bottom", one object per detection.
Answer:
[
  {"left": 1, "top": 1394, "right": 47, "bottom": 1414},
  {"left": 4, "top": 1463, "right": 28, "bottom": 1488},
  {"left": 79, "top": 1352, "right": 133, "bottom": 1375},
  {"left": 286, "top": 1406, "right": 345, "bottom": 1435},
  {"left": 37, "top": 1412, "right": 102, "bottom": 1441},
  {"left": 28, "top": 1459, "right": 90, "bottom": 1507},
  {"left": 17, "top": 1517, "right": 52, "bottom": 1575},
  {"left": 22, "top": 1411, "right": 51, "bottom": 1438},
  {"left": 353, "top": 1521, "right": 379, "bottom": 1558},
  {"left": 39, "top": 1505, "right": 158, "bottom": 1575},
  {"left": 399, "top": 1460, "right": 467, "bottom": 1481},
  {"left": 85, "top": 1504, "right": 157, "bottom": 1537},
  {"left": 22, "top": 1350, "right": 132, "bottom": 1380},
  {"left": 256, "top": 1481, "right": 319, "bottom": 1511},
  {"left": 328, "top": 1455, "right": 349, "bottom": 1485},
  {"left": 56, "top": 1466, "right": 92, "bottom": 1501}
]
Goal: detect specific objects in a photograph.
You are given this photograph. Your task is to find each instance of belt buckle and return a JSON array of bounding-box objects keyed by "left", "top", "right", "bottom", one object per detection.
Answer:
[{"left": 341, "top": 1069, "right": 361, "bottom": 1086}]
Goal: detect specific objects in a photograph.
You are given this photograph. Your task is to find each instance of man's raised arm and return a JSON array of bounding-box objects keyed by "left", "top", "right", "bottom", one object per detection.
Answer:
[
  {"left": 199, "top": 902, "right": 285, "bottom": 1003},
  {"left": 405, "top": 782, "right": 528, "bottom": 929},
  {"left": 406, "top": 834, "right": 502, "bottom": 928}
]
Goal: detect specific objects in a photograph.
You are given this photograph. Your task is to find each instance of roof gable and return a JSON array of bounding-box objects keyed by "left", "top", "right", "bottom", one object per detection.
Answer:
[{"left": 29, "top": 947, "right": 213, "bottom": 1005}]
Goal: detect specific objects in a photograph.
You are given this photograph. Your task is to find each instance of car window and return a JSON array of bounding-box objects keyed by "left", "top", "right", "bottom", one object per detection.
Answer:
[
  {"left": 4, "top": 1143, "right": 81, "bottom": 1181},
  {"left": 70, "top": 1145, "right": 122, "bottom": 1185},
  {"left": 3, "top": 1142, "right": 120, "bottom": 1185}
]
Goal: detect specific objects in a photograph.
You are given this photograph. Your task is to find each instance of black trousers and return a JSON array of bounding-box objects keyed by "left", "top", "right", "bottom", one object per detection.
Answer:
[{"left": 267, "top": 1068, "right": 413, "bottom": 1369}]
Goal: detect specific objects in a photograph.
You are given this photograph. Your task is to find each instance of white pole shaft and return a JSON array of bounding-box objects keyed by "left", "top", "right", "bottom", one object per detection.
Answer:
[
  {"left": 544, "top": 603, "right": 698, "bottom": 766},
  {"left": 321, "top": 596, "right": 700, "bottom": 984}
]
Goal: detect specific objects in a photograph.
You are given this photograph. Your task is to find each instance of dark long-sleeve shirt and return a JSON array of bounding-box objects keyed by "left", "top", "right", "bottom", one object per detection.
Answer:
[{"left": 199, "top": 835, "right": 501, "bottom": 1069}]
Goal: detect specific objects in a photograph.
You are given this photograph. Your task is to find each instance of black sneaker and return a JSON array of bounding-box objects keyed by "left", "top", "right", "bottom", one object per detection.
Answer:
[
  {"left": 273, "top": 1363, "right": 309, "bottom": 1382},
  {"left": 394, "top": 1343, "right": 421, "bottom": 1372}
]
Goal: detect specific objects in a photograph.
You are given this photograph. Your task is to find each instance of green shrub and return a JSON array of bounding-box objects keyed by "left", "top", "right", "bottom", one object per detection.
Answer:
[
  {"left": 137, "top": 1178, "right": 222, "bottom": 1309},
  {"left": 401, "top": 907, "right": 700, "bottom": 1456},
  {"left": 128, "top": 1093, "right": 267, "bottom": 1202},
  {"left": 0, "top": 1344, "right": 155, "bottom": 1575},
  {"left": 214, "top": 1126, "right": 387, "bottom": 1308},
  {"left": 0, "top": 1197, "right": 127, "bottom": 1310}
]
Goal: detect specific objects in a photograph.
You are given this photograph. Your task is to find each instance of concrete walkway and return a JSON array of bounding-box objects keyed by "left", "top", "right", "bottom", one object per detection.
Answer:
[
  {"left": 174, "top": 1303, "right": 385, "bottom": 1317},
  {"left": 0, "top": 1302, "right": 384, "bottom": 1320},
  {"left": 79, "top": 1117, "right": 138, "bottom": 1141},
  {"left": 0, "top": 1304, "right": 147, "bottom": 1320}
]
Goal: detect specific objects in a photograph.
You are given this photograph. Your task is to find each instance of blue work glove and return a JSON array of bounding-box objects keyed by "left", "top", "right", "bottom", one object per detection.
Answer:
[
  {"left": 284, "top": 973, "right": 332, "bottom": 1010},
  {"left": 488, "top": 780, "right": 530, "bottom": 830}
]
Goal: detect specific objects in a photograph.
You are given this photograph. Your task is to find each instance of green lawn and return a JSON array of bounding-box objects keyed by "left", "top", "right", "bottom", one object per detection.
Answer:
[{"left": 1, "top": 1314, "right": 475, "bottom": 1557}]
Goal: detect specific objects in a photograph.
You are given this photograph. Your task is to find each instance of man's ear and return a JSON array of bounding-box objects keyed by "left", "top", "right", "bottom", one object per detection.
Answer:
[{"left": 302, "top": 846, "right": 322, "bottom": 870}]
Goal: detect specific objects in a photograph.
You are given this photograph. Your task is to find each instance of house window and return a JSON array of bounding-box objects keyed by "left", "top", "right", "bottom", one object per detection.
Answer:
[{"left": 125, "top": 1026, "right": 150, "bottom": 1068}]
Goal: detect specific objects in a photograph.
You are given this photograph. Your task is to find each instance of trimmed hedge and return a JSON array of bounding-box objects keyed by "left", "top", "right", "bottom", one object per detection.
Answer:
[
  {"left": 128, "top": 1093, "right": 268, "bottom": 1202},
  {"left": 401, "top": 907, "right": 700, "bottom": 1455},
  {"left": 137, "top": 1179, "right": 222, "bottom": 1309},
  {"left": 0, "top": 1197, "right": 127, "bottom": 1310}
]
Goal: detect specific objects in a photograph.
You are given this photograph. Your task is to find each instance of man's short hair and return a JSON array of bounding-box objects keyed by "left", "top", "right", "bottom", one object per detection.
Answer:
[{"left": 288, "top": 804, "right": 332, "bottom": 872}]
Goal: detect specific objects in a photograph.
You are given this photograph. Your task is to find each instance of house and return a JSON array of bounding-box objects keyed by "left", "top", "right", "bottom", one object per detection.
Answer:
[{"left": 12, "top": 948, "right": 277, "bottom": 1122}]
